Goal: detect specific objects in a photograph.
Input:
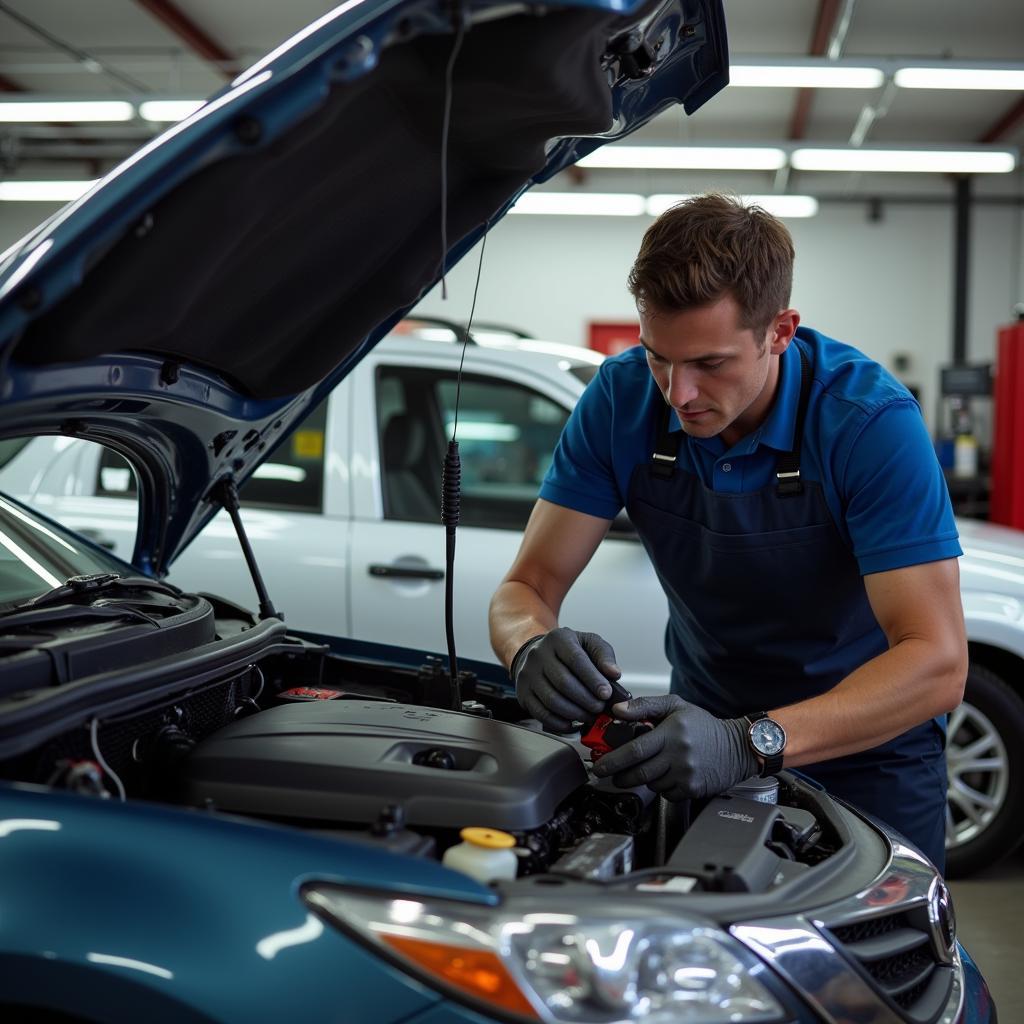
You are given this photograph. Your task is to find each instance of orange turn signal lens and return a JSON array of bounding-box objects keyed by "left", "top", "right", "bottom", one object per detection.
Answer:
[{"left": 382, "top": 934, "right": 539, "bottom": 1019}]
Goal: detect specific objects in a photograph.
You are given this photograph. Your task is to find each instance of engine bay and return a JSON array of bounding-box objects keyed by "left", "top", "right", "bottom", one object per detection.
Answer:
[{"left": 0, "top": 616, "right": 860, "bottom": 896}]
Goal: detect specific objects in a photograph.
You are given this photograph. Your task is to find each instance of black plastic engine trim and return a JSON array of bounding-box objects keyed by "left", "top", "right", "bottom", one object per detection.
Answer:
[{"left": 181, "top": 700, "right": 588, "bottom": 832}]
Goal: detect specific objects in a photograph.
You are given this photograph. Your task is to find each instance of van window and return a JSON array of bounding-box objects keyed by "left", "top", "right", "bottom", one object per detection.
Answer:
[
  {"left": 91, "top": 402, "right": 330, "bottom": 514},
  {"left": 97, "top": 446, "right": 137, "bottom": 497},
  {"left": 239, "top": 399, "right": 329, "bottom": 513},
  {"left": 0, "top": 438, "right": 139, "bottom": 561},
  {"left": 376, "top": 367, "right": 568, "bottom": 530}
]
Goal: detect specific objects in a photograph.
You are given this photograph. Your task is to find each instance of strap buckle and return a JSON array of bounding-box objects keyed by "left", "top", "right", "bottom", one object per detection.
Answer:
[
  {"left": 650, "top": 451, "right": 676, "bottom": 479},
  {"left": 775, "top": 468, "right": 803, "bottom": 496}
]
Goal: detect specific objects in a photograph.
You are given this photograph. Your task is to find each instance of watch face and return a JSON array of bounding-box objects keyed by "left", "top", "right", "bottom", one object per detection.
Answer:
[{"left": 750, "top": 718, "right": 786, "bottom": 756}]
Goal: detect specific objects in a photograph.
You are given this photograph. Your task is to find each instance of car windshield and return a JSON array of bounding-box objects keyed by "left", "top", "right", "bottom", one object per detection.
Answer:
[{"left": 0, "top": 492, "right": 128, "bottom": 608}]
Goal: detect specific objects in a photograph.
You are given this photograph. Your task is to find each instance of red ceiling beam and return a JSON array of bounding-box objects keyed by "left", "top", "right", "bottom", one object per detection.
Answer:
[
  {"left": 978, "top": 97, "right": 1024, "bottom": 144},
  {"left": 134, "top": 0, "right": 236, "bottom": 79},
  {"left": 788, "top": 0, "right": 843, "bottom": 140}
]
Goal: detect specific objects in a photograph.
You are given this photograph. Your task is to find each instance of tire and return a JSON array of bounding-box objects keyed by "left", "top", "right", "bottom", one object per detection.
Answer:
[{"left": 944, "top": 662, "right": 1024, "bottom": 878}]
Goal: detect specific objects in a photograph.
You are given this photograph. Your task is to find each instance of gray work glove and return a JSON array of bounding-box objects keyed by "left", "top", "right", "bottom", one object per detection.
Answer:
[
  {"left": 512, "top": 627, "right": 621, "bottom": 733},
  {"left": 591, "top": 694, "right": 759, "bottom": 800}
]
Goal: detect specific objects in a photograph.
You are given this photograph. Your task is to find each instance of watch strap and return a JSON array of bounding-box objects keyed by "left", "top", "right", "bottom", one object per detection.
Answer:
[{"left": 746, "top": 711, "right": 785, "bottom": 777}]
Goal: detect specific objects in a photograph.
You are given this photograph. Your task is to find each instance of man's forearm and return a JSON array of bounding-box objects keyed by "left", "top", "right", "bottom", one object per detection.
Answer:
[
  {"left": 771, "top": 637, "right": 967, "bottom": 767},
  {"left": 488, "top": 580, "right": 560, "bottom": 669},
  {"left": 488, "top": 499, "right": 613, "bottom": 671}
]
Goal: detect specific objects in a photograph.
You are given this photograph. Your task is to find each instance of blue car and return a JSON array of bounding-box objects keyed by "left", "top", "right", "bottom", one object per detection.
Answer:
[{"left": 0, "top": 0, "right": 995, "bottom": 1021}]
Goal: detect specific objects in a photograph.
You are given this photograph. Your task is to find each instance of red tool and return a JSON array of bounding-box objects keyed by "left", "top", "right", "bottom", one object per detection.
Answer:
[{"left": 581, "top": 679, "right": 653, "bottom": 761}]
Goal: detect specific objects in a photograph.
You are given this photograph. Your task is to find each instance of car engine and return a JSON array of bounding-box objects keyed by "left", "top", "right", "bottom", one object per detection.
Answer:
[
  {"left": 0, "top": 609, "right": 848, "bottom": 892},
  {"left": 174, "top": 693, "right": 837, "bottom": 888},
  {"left": 180, "top": 699, "right": 589, "bottom": 833}
]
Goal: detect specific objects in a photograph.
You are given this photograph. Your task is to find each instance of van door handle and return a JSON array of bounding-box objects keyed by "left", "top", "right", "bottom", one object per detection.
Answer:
[{"left": 368, "top": 564, "right": 445, "bottom": 581}]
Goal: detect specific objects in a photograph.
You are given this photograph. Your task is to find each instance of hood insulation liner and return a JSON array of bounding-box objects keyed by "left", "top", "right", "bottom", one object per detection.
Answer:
[{"left": 15, "top": 9, "right": 624, "bottom": 399}]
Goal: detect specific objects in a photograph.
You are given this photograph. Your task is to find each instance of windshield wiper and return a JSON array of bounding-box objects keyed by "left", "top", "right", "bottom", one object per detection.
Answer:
[
  {"left": 2, "top": 572, "right": 181, "bottom": 618},
  {"left": 0, "top": 602, "right": 160, "bottom": 633}
]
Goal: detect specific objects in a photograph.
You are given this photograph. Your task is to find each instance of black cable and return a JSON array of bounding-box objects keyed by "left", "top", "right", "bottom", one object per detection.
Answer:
[
  {"left": 437, "top": 10, "right": 494, "bottom": 710},
  {"left": 452, "top": 230, "right": 486, "bottom": 437},
  {"left": 441, "top": 439, "right": 461, "bottom": 709},
  {"left": 441, "top": 232, "right": 488, "bottom": 710},
  {"left": 438, "top": 17, "right": 466, "bottom": 301}
]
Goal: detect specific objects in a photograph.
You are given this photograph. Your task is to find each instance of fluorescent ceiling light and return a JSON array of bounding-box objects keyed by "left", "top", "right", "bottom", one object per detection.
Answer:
[
  {"left": 139, "top": 99, "right": 205, "bottom": 122},
  {"left": 0, "top": 100, "right": 134, "bottom": 122},
  {"left": 647, "top": 194, "right": 818, "bottom": 218},
  {"left": 511, "top": 192, "right": 646, "bottom": 216},
  {"left": 791, "top": 148, "right": 1016, "bottom": 174},
  {"left": 730, "top": 56, "right": 1024, "bottom": 92},
  {"left": 0, "top": 180, "right": 96, "bottom": 202},
  {"left": 894, "top": 67, "right": 1024, "bottom": 90},
  {"left": 510, "top": 192, "right": 818, "bottom": 220},
  {"left": 578, "top": 146, "right": 787, "bottom": 171},
  {"left": 741, "top": 194, "right": 819, "bottom": 218},
  {"left": 730, "top": 65, "right": 884, "bottom": 89}
]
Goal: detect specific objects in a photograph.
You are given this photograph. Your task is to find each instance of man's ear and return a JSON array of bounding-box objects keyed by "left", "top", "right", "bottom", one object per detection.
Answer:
[{"left": 767, "top": 309, "right": 800, "bottom": 355}]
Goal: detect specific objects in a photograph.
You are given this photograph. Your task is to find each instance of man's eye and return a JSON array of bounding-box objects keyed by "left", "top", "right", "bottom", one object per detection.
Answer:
[{"left": 700, "top": 360, "right": 725, "bottom": 371}]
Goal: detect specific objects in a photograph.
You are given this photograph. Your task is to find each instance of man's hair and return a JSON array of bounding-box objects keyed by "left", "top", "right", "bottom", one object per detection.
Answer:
[{"left": 627, "top": 193, "right": 795, "bottom": 337}]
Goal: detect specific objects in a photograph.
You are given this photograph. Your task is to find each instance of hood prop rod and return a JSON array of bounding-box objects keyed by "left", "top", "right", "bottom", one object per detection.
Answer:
[{"left": 215, "top": 478, "right": 280, "bottom": 621}]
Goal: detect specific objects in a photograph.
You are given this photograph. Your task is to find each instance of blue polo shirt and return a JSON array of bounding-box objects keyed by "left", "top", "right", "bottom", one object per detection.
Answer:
[{"left": 540, "top": 327, "right": 961, "bottom": 575}]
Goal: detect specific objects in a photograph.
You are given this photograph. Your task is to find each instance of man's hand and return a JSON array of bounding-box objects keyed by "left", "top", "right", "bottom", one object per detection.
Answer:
[
  {"left": 513, "top": 627, "right": 621, "bottom": 733},
  {"left": 591, "top": 695, "right": 760, "bottom": 799}
]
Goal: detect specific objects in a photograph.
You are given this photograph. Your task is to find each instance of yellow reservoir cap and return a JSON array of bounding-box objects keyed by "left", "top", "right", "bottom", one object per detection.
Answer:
[{"left": 460, "top": 827, "right": 516, "bottom": 849}]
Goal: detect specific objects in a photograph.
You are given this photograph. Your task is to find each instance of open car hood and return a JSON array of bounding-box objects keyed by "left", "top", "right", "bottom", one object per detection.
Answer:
[{"left": 0, "top": 0, "right": 727, "bottom": 575}]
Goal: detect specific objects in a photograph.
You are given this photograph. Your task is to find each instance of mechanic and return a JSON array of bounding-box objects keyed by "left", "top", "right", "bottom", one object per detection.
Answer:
[{"left": 488, "top": 192, "right": 967, "bottom": 870}]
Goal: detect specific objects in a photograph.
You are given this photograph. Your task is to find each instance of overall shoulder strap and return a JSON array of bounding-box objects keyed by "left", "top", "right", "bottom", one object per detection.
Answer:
[
  {"left": 649, "top": 401, "right": 681, "bottom": 480},
  {"left": 775, "top": 342, "right": 813, "bottom": 497}
]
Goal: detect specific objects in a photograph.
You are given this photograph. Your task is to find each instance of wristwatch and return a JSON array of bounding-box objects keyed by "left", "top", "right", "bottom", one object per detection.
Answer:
[{"left": 746, "top": 712, "right": 787, "bottom": 777}]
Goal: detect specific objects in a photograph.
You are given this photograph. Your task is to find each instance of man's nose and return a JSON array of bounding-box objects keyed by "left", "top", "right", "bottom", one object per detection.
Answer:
[{"left": 667, "top": 367, "right": 699, "bottom": 408}]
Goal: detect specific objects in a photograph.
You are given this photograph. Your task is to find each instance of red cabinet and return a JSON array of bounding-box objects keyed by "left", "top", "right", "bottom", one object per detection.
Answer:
[
  {"left": 588, "top": 321, "right": 640, "bottom": 356},
  {"left": 991, "top": 322, "right": 1024, "bottom": 529}
]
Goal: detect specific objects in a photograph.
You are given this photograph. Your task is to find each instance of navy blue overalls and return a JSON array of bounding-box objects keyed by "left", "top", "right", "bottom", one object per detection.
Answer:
[{"left": 624, "top": 344, "right": 948, "bottom": 869}]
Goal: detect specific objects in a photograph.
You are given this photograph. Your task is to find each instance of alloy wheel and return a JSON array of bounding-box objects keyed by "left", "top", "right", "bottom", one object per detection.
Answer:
[{"left": 945, "top": 699, "right": 1010, "bottom": 849}]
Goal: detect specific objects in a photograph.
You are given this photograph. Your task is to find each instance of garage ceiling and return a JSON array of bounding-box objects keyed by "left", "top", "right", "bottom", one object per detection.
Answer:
[{"left": 1, "top": 0, "right": 1022, "bottom": 197}]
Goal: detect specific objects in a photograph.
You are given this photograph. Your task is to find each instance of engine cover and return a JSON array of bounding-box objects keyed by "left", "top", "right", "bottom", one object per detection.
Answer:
[{"left": 180, "top": 700, "right": 588, "bottom": 832}]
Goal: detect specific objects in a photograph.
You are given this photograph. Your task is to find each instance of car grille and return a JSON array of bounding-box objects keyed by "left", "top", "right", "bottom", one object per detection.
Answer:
[{"left": 826, "top": 910, "right": 953, "bottom": 1024}]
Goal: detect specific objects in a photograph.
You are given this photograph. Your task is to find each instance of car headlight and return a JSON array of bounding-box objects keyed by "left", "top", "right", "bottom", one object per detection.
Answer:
[{"left": 303, "top": 884, "right": 786, "bottom": 1023}]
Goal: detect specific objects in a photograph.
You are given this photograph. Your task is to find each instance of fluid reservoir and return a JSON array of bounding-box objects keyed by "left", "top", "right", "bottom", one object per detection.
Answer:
[
  {"left": 442, "top": 827, "right": 518, "bottom": 883},
  {"left": 725, "top": 775, "right": 779, "bottom": 804}
]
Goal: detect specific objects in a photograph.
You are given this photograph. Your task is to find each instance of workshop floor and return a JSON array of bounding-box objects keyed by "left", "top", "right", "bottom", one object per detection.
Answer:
[{"left": 949, "top": 844, "right": 1024, "bottom": 1019}]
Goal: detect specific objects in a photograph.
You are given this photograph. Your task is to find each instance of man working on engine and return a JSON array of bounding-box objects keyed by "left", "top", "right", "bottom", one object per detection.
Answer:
[{"left": 488, "top": 193, "right": 967, "bottom": 869}]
